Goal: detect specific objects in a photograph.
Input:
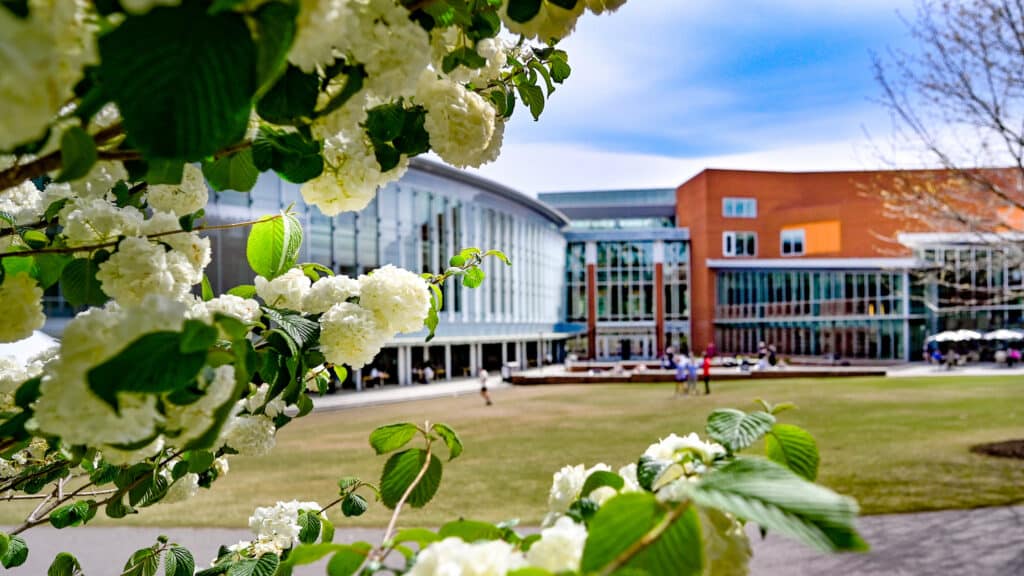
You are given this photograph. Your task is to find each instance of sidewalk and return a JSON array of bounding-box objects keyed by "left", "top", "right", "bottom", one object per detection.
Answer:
[
  {"left": 310, "top": 375, "right": 512, "bottom": 412},
  {"left": 886, "top": 362, "right": 1024, "bottom": 378}
]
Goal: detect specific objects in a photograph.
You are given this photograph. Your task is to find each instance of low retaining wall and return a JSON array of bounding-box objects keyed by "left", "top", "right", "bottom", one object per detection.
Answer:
[{"left": 508, "top": 368, "right": 887, "bottom": 385}]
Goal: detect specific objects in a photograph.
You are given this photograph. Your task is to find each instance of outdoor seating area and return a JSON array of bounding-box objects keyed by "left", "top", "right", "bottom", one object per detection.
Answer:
[{"left": 925, "top": 329, "right": 1024, "bottom": 369}]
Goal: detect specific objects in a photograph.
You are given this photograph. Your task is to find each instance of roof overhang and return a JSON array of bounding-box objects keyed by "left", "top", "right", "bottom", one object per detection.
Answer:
[
  {"left": 706, "top": 257, "right": 923, "bottom": 270},
  {"left": 898, "top": 232, "right": 1024, "bottom": 248},
  {"left": 564, "top": 228, "right": 690, "bottom": 242}
]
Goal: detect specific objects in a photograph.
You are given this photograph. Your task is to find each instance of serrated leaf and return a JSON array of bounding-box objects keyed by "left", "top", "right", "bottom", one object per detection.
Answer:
[
  {"left": 341, "top": 493, "right": 368, "bottom": 517},
  {"left": 579, "top": 492, "right": 664, "bottom": 572},
  {"left": 246, "top": 212, "right": 303, "bottom": 280},
  {"left": 297, "top": 510, "right": 322, "bottom": 544},
  {"left": 60, "top": 257, "right": 108, "bottom": 308},
  {"left": 430, "top": 423, "right": 463, "bottom": 460},
  {"left": 462, "top": 267, "right": 485, "bottom": 288},
  {"left": 369, "top": 423, "right": 419, "bottom": 455},
  {"left": 262, "top": 307, "right": 319, "bottom": 347},
  {"left": 1, "top": 535, "right": 27, "bottom": 569},
  {"left": 49, "top": 500, "right": 96, "bottom": 529},
  {"left": 706, "top": 408, "right": 776, "bottom": 452},
  {"left": 257, "top": 65, "right": 319, "bottom": 125},
  {"left": 227, "top": 553, "right": 278, "bottom": 576},
  {"left": 97, "top": 1, "right": 255, "bottom": 161},
  {"left": 691, "top": 457, "right": 867, "bottom": 553},
  {"left": 251, "top": 127, "right": 323, "bottom": 183},
  {"left": 202, "top": 149, "right": 258, "bottom": 193},
  {"left": 438, "top": 520, "right": 504, "bottom": 542},
  {"left": 766, "top": 424, "right": 819, "bottom": 481},
  {"left": 88, "top": 331, "right": 207, "bottom": 411},
  {"left": 164, "top": 546, "right": 195, "bottom": 576},
  {"left": 380, "top": 448, "right": 442, "bottom": 509},
  {"left": 56, "top": 125, "right": 97, "bottom": 183},
  {"left": 122, "top": 547, "right": 159, "bottom": 576},
  {"left": 254, "top": 1, "right": 298, "bottom": 93},
  {"left": 47, "top": 551, "right": 80, "bottom": 576}
]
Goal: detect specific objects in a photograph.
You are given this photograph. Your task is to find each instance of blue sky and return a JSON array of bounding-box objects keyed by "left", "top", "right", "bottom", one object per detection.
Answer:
[{"left": 468, "top": 1, "right": 924, "bottom": 193}]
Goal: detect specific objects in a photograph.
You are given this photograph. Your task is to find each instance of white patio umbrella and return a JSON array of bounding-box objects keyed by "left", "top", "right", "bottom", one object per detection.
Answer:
[
  {"left": 983, "top": 329, "right": 1024, "bottom": 341},
  {"left": 954, "top": 329, "right": 983, "bottom": 341},
  {"left": 927, "top": 330, "right": 963, "bottom": 343}
]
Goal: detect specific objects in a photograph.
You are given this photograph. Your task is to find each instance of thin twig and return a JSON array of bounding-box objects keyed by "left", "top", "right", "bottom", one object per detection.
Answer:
[{"left": 0, "top": 213, "right": 283, "bottom": 260}]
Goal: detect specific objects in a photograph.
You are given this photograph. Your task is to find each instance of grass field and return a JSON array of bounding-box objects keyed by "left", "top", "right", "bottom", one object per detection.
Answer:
[{"left": 6, "top": 375, "right": 1024, "bottom": 527}]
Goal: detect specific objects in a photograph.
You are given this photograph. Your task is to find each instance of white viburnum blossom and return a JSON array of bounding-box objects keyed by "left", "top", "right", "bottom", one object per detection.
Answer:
[
  {"left": 162, "top": 472, "right": 200, "bottom": 504},
  {"left": 69, "top": 160, "right": 128, "bottom": 200},
  {"left": 302, "top": 274, "right": 360, "bottom": 314},
  {"left": 318, "top": 302, "right": 389, "bottom": 368},
  {"left": 96, "top": 236, "right": 193, "bottom": 305},
  {"left": 301, "top": 133, "right": 407, "bottom": 216},
  {"left": 408, "top": 537, "right": 527, "bottom": 576},
  {"left": 0, "top": 0, "right": 94, "bottom": 151},
  {"left": 60, "top": 199, "right": 144, "bottom": 246},
  {"left": 357, "top": 265, "right": 430, "bottom": 333},
  {"left": 243, "top": 383, "right": 286, "bottom": 418},
  {"left": 221, "top": 414, "right": 276, "bottom": 456},
  {"left": 430, "top": 30, "right": 508, "bottom": 86},
  {"left": 255, "top": 268, "right": 311, "bottom": 310},
  {"left": 288, "top": 0, "right": 349, "bottom": 72},
  {"left": 247, "top": 500, "right": 323, "bottom": 554},
  {"left": 204, "top": 294, "right": 262, "bottom": 325},
  {"left": 416, "top": 73, "right": 497, "bottom": 168},
  {"left": 644, "top": 432, "right": 726, "bottom": 466},
  {"left": 526, "top": 516, "right": 588, "bottom": 573},
  {"left": 33, "top": 296, "right": 191, "bottom": 447},
  {"left": 142, "top": 211, "right": 212, "bottom": 286},
  {"left": 214, "top": 456, "right": 230, "bottom": 476},
  {"left": 0, "top": 178, "right": 43, "bottom": 228},
  {"left": 499, "top": 0, "right": 586, "bottom": 42},
  {"left": 618, "top": 463, "right": 641, "bottom": 492},
  {"left": 544, "top": 463, "right": 612, "bottom": 523},
  {"left": 346, "top": 0, "right": 431, "bottom": 97},
  {"left": 700, "top": 507, "right": 752, "bottom": 575},
  {"left": 0, "top": 273, "right": 45, "bottom": 343},
  {"left": 146, "top": 164, "right": 209, "bottom": 216},
  {"left": 163, "top": 365, "right": 237, "bottom": 446},
  {"left": 585, "top": 0, "right": 628, "bottom": 14}
]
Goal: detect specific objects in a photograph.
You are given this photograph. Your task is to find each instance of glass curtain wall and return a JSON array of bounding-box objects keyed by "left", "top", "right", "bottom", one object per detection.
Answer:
[{"left": 917, "top": 245, "right": 1024, "bottom": 329}]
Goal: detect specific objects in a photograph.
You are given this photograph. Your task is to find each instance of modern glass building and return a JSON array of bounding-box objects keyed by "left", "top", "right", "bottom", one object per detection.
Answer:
[{"left": 540, "top": 189, "right": 691, "bottom": 359}]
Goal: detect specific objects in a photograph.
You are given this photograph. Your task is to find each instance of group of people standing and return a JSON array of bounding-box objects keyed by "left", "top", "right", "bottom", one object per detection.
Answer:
[{"left": 662, "top": 344, "right": 715, "bottom": 396}]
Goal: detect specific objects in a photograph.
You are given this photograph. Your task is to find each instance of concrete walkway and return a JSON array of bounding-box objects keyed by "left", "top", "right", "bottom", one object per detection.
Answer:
[
  {"left": 8, "top": 506, "right": 1024, "bottom": 575},
  {"left": 310, "top": 375, "right": 512, "bottom": 412}
]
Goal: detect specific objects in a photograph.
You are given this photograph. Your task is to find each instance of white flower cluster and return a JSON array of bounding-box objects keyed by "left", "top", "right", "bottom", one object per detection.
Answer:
[
  {"left": 542, "top": 461, "right": 640, "bottom": 526},
  {"left": 408, "top": 538, "right": 526, "bottom": 576},
  {"left": 146, "top": 164, "right": 209, "bottom": 216},
  {"left": 60, "top": 198, "right": 144, "bottom": 246},
  {"left": 415, "top": 72, "right": 497, "bottom": 169},
  {"left": 163, "top": 365, "right": 238, "bottom": 446},
  {"left": 253, "top": 265, "right": 428, "bottom": 369},
  {"left": 643, "top": 433, "right": 726, "bottom": 503},
  {"left": 162, "top": 472, "right": 200, "bottom": 504},
  {"left": 0, "top": 273, "right": 45, "bottom": 343},
  {"left": 231, "top": 500, "right": 323, "bottom": 557},
  {"left": 499, "top": 0, "right": 627, "bottom": 42},
  {"left": 220, "top": 414, "right": 276, "bottom": 457},
  {"left": 204, "top": 294, "right": 262, "bottom": 325},
  {"left": 0, "top": 0, "right": 94, "bottom": 151},
  {"left": 526, "top": 516, "right": 589, "bottom": 573},
  {"left": 32, "top": 297, "right": 173, "bottom": 446}
]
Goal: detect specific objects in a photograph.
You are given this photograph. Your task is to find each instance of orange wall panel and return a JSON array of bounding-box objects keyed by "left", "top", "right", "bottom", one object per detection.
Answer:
[{"left": 783, "top": 220, "right": 841, "bottom": 255}]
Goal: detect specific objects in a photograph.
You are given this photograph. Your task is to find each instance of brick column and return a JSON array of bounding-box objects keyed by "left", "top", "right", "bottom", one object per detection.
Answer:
[
  {"left": 585, "top": 241, "right": 597, "bottom": 359},
  {"left": 653, "top": 240, "right": 665, "bottom": 356}
]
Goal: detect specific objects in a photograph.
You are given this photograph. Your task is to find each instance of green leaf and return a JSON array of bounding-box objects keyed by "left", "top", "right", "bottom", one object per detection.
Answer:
[
  {"left": 88, "top": 331, "right": 207, "bottom": 411},
  {"left": 48, "top": 552, "right": 81, "bottom": 576},
  {"left": 442, "top": 46, "right": 487, "bottom": 74},
  {"left": 1, "top": 0, "right": 29, "bottom": 18},
  {"left": 252, "top": 127, "right": 323, "bottom": 183},
  {"left": 1, "top": 535, "right": 27, "bottom": 569},
  {"left": 246, "top": 213, "right": 303, "bottom": 280},
  {"left": 0, "top": 532, "right": 8, "bottom": 561},
  {"left": 105, "top": 496, "right": 136, "bottom": 519},
  {"left": 280, "top": 543, "right": 349, "bottom": 567},
  {"left": 580, "top": 492, "right": 665, "bottom": 572},
  {"left": 56, "top": 125, "right": 97, "bottom": 183},
  {"left": 628, "top": 505, "right": 703, "bottom": 576},
  {"left": 226, "top": 284, "right": 257, "bottom": 298},
  {"left": 580, "top": 470, "right": 624, "bottom": 498},
  {"left": 691, "top": 457, "right": 867, "bottom": 553},
  {"left": 483, "top": 249, "right": 511, "bottom": 265},
  {"left": 392, "top": 106, "right": 430, "bottom": 157},
  {"left": 227, "top": 553, "right": 278, "bottom": 576},
  {"left": 122, "top": 547, "right": 159, "bottom": 576},
  {"left": 365, "top": 102, "right": 406, "bottom": 142},
  {"left": 257, "top": 65, "right": 319, "bottom": 125},
  {"left": 341, "top": 493, "right": 368, "bottom": 517},
  {"left": 706, "top": 408, "right": 776, "bottom": 452},
  {"left": 254, "top": 1, "right": 298, "bottom": 93},
  {"left": 164, "top": 546, "right": 195, "bottom": 576},
  {"left": 437, "top": 519, "right": 504, "bottom": 542},
  {"left": 462, "top": 267, "right": 485, "bottom": 288},
  {"left": 515, "top": 82, "right": 545, "bottom": 120},
  {"left": 506, "top": 0, "right": 541, "bottom": 22},
  {"left": 97, "top": 0, "right": 256, "bottom": 161},
  {"left": 202, "top": 149, "right": 259, "bottom": 193},
  {"left": 128, "top": 472, "right": 170, "bottom": 508},
  {"left": 49, "top": 500, "right": 96, "bottom": 529},
  {"left": 766, "top": 424, "right": 820, "bottom": 481},
  {"left": 424, "top": 304, "right": 439, "bottom": 342},
  {"left": 379, "top": 448, "right": 443, "bottom": 509},
  {"left": 60, "top": 256, "right": 108, "bottom": 308},
  {"left": 636, "top": 455, "right": 674, "bottom": 492},
  {"left": 320, "top": 515, "right": 335, "bottom": 543},
  {"left": 467, "top": 10, "right": 501, "bottom": 41},
  {"left": 337, "top": 476, "right": 360, "bottom": 493},
  {"left": 369, "top": 423, "right": 419, "bottom": 455},
  {"left": 297, "top": 510, "right": 322, "bottom": 544},
  {"left": 548, "top": 53, "right": 571, "bottom": 83},
  {"left": 201, "top": 275, "right": 215, "bottom": 301},
  {"left": 34, "top": 254, "right": 72, "bottom": 289},
  {"left": 325, "top": 546, "right": 367, "bottom": 576},
  {"left": 262, "top": 307, "right": 319, "bottom": 346},
  {"left": 392, "top": 528, "right": 439, "bottom": 547},
  {"left": 180, "top": 319, "right": 218, "bottom": 354},
  {"left": 371, "top": 141, "right": 401, "bottom": 172},
  {"left": 430, "top": 423, "right": 463, "bottom": 461},
  {"left": 143, "top": 158, "right": 186, "bottom": 185}
]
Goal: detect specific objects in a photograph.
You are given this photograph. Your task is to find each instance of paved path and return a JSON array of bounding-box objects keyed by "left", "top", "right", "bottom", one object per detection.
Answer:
[
  {"left": 8, "top": 506, "right": 1024, "bottom": 575},
  {"left": 310, "top": 375, "right": 511, "bottom": 412},
  {"left": 886, "top": 362, "right": 1024, "bottom": 378}
]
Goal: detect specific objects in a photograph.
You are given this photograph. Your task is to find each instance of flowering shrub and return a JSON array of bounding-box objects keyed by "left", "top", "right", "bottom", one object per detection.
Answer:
[{"left": 0, "top": 0, "right": 866, "bottom": 573}]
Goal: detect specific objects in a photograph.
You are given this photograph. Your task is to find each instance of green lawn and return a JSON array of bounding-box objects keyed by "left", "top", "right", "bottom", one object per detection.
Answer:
[{"left": 7, "top": 375, "right": 1024, "bottom": 527}]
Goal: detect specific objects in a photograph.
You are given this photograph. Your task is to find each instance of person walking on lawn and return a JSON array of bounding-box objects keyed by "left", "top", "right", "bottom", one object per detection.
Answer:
[{"left": 702, "top": 354, "right": 712, "bottom": 395}]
